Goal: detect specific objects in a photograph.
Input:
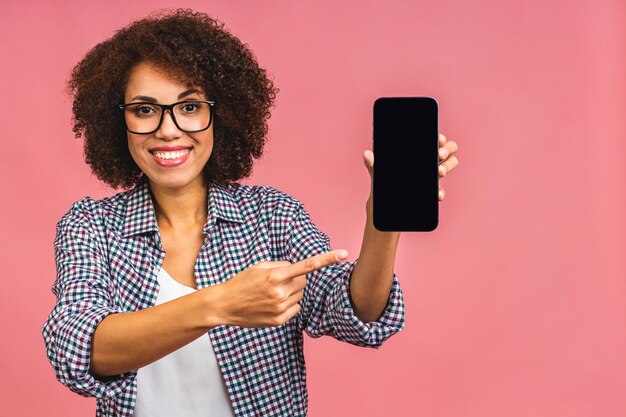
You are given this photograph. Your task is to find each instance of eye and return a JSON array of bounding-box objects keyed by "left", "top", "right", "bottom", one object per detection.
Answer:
[
  {"left": 135, "top": 105, "right": 156, "bottom": 115},
  {"left": 181, "top": 103, "right": 200, "bottom": 113}
]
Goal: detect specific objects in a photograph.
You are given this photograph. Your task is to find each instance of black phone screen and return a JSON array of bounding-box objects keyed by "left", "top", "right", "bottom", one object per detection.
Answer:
[{"left": 373, "top": 97, "right": 439, "bottom": 232}]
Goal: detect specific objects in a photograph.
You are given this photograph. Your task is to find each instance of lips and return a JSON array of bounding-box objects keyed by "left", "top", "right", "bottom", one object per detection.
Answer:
[
  {"left": 150, "top": 148, "right": 192, "bottom": 167},
  {"left": 150, "top": 145, "right": 193, "bottom": 153}
]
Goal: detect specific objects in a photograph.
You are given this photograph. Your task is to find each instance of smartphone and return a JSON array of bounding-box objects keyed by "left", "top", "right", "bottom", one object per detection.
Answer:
[{"left": 373, "top": 97, "right": 439, "bottom": 232}]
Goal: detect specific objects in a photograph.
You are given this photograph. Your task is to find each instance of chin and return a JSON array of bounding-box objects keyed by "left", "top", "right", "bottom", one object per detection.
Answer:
[{"left": 147, "top": 172, "right": 201, "bottom": 189}]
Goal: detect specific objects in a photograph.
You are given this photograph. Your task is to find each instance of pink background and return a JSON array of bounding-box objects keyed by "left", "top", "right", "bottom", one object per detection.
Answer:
[{"left": 1, "top": 0, "right": 624, "bottom": 416}]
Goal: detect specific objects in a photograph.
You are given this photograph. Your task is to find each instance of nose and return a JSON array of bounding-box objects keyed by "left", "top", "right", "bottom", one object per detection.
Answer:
[{"left": 155, "top": 109, "right": 182, "bottom": 139}]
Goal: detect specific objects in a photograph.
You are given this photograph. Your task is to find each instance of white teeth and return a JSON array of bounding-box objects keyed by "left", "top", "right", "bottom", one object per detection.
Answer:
[{"left": 153, "top": 149, "right": 190, "bottom": 160}]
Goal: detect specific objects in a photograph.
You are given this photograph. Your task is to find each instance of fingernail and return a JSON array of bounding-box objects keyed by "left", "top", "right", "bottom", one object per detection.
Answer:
[{"left": 337, "top": 250, "right": 348, "bottom": 260}]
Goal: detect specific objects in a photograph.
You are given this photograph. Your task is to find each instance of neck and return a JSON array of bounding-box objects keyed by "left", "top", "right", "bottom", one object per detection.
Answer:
[{"left": 148, "top": 176, "right": 209, "bottom": 231}]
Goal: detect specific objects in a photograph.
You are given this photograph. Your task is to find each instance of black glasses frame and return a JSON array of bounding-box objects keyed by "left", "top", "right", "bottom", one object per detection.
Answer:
[{"left": 118, "top": 99, "right": 216, "bottom": 134}]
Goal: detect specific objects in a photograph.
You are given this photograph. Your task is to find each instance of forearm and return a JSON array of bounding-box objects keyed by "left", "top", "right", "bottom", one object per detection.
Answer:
[
  {"left": 89, "top": 284, "right": 223, "bottom": 378},
  {"left": 349, "top": 200, "right": 401, "bottom": 323}
]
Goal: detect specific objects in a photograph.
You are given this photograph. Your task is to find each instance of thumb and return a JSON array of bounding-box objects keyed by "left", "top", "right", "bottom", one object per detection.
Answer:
[
  {"left": 363, "top": 150, "right": 374, "bottom": 179},
  {"left": 363, "top": 150, "right": 374, "bottom": 169}
]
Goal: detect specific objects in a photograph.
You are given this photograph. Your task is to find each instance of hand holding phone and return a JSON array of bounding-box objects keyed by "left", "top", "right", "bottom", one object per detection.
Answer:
[{"left": 373, "top": 97, "right": 439, "bottom": 232}]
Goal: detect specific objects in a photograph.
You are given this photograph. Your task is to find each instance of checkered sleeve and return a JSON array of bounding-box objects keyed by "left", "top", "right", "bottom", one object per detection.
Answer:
[
  {"left": 41, "top": 198, "right": 132, "bottom": 399},
  {"left": 285, "top": 203, "right": 405, "bottom": 348}
]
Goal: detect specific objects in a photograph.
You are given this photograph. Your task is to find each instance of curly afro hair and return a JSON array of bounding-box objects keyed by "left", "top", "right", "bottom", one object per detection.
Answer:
[{"left": 66, "top": 8, "right": 279, "bottom": 190}]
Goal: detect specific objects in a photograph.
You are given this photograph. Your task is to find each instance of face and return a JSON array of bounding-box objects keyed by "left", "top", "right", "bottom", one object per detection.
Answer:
[{"left": 124, "top": 61, "right": 213, "bottom": 192}]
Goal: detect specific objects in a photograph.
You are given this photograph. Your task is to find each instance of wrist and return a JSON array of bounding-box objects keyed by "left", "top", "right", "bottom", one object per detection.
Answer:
[{"left": 200, "top": 283, "right": 228, "bottom": 328}]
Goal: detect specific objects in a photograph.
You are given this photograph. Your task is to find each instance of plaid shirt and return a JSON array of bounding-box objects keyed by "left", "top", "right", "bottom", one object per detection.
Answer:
[{"left": 42, "top": 174, "right": 405, "bottom": 417}]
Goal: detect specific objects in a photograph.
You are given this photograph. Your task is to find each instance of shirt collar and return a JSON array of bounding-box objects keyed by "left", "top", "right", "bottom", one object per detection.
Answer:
[{"left": 121, "top": 175, "right": 244, "bottom": 238}]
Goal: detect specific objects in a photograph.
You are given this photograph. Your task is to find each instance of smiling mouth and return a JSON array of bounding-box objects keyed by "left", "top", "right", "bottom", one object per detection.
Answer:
[{"left": 150, "top": 149, "right": 191, "bottom": 160}]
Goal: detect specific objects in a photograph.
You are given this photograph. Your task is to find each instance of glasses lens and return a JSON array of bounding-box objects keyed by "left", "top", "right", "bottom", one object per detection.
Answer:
[
  {"left": 123, "top": 101, "right": 212, "bottom": 133},
  {"left": 124, "top": 103, "right": 160, "bottom": 133},
  {"left": 173, "top": 101, "right": 211, "bottom": 132}
]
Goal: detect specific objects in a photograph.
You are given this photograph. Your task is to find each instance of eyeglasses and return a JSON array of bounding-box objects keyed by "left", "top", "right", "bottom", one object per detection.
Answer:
[{"left": 118, "top": 100, "right": 216, "bottom": 134}]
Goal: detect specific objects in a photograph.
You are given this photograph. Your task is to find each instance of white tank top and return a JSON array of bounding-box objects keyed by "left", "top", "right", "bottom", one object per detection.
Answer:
[{"left": 133, "top": 267, "right": 236, "bottom": 417}]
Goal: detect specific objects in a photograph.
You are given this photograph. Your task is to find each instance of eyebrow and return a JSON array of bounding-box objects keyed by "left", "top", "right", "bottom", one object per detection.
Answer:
[{"left": 129, "top": 88, "right": 202, "bottom": 103}]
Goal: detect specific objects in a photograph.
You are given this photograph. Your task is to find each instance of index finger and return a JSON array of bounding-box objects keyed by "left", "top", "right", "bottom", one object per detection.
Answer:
[{"left": 274, "top": 249, "right": 349, "bottom": 280}]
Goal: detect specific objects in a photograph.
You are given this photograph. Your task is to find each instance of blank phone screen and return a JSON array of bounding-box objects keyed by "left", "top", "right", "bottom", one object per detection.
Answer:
[{"left": 373, "top": 97, "right": 439, "bottom": 232}]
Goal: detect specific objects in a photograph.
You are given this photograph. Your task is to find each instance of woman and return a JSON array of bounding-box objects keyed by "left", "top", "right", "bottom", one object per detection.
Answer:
[{"left": 42, "top": 8, "right": 459, "bottom": 417}]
